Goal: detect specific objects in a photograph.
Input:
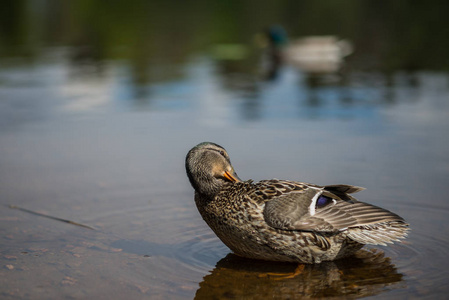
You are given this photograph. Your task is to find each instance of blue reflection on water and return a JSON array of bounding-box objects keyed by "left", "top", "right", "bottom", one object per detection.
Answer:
[{"left": 103, "top": 54, "right": 426, "bottom": 126}]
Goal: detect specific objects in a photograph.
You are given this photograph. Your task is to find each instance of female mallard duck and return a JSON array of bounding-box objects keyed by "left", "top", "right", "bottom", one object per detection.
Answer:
[{"left": 185, "top": 142, "right": 409, "bottom": 263}]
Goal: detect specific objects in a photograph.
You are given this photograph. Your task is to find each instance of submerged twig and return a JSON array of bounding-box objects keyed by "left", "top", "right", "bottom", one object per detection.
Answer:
[{"left": 8, "top": 205, "right": 95, "bottom": 230}]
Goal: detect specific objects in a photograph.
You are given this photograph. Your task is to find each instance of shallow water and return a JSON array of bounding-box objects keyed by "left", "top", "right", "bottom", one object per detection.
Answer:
[{"left": 2, "top": 2, "right": 449, "bottom": 299}]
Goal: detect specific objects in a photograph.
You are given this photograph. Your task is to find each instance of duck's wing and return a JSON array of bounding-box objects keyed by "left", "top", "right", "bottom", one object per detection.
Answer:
[
  {"left": 263, "top": 184, "right": 409, "bottom": 245},
  {"left": 262, "top": 183, "right": 362, "bottom": 231},
  {"left": 261, "top": 185, "right": 317, "bottom": 229}
]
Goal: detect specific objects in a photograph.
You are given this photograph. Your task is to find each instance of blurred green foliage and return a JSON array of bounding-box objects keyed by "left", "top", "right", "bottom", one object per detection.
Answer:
[{"left": 1, "top": 0, "right": 448, "bottom": 71}]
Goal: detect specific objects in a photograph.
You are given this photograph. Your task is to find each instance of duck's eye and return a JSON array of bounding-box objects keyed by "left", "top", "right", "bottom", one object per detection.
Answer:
[
  {"left": 316, "top": 195, "right": 333, "bottom": 208},
  {"left": 219, "top": 150, "right": 225, "bottom": 157}
]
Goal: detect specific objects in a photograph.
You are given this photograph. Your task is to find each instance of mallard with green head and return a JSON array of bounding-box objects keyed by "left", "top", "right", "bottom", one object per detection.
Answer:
[{"left": 185, "top": 142, "right": 409, "bottom": 263}]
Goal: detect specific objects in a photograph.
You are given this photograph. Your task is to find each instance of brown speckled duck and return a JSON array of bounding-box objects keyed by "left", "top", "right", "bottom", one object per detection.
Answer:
[{"left": 185, "top": 142, "right": 409, "bottom": 264}]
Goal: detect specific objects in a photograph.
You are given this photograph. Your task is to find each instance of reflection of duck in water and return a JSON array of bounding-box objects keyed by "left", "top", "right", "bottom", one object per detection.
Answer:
[
  {"left": 259, "top": 25, "right": 288, "bottom": 79},
  {"left": 195, "top": 249, "right": 403, "bottom": 299},
  {"left": 186, "top": 142, "right": 409, "bottom": 264}
]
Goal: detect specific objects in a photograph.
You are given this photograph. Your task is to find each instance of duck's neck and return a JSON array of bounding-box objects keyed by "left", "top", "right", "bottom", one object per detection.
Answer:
[{"left": 187, "top": 171, "right": 223, "bottom": 199}]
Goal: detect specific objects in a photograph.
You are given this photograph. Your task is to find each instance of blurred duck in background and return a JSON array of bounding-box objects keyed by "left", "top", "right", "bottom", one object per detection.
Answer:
[
  {"left": 285, "top": 35, "right": 353, "bottom": 74},
  {"left": 257, "top": 25, "right": 353, "bottom": 79}
]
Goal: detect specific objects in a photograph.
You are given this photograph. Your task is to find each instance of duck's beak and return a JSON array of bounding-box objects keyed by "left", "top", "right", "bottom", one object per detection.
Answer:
[{"left": 223, "top": 170, "right": 241, "bottom": 182}]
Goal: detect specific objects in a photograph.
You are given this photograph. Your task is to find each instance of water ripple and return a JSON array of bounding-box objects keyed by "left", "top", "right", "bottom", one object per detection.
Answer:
[{"left": 375, "top": 202, "right": 449, "bottom": 298}]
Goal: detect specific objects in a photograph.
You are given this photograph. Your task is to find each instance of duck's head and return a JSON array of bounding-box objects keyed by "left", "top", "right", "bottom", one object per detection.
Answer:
[{"left": 186, "top": 142, "right": 241, "bottom": 197}]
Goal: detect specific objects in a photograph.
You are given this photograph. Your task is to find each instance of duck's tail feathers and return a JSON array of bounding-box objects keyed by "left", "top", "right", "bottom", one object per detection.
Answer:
[{"left": 323, "top": 184, "right": 365, "bottom": 202}]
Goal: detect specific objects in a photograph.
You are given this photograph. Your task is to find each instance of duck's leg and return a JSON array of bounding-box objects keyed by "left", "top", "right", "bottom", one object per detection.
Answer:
[{"left": 259, "top": 264, "right": 305, "bottom": 280}]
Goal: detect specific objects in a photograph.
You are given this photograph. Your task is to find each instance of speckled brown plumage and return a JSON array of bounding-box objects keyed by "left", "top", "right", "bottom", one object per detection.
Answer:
[{"left": 185, "top": 142, "right": 409, "bottom": 263}]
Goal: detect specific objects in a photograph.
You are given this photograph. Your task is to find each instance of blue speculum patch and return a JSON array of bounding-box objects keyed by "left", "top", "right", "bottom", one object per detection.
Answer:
[{"left": 316, "top": 195, "right": 332, "bottom": 208}]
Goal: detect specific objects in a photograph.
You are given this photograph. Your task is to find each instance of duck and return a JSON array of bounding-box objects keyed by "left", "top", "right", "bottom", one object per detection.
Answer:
[{"left": 185, "top": 142, "right": 409, "bottom": 264}]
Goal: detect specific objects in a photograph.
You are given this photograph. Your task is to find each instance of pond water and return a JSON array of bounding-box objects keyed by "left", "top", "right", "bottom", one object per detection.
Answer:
[{"left": 1, "top": 1, "right": 449, "bottom": 299}]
